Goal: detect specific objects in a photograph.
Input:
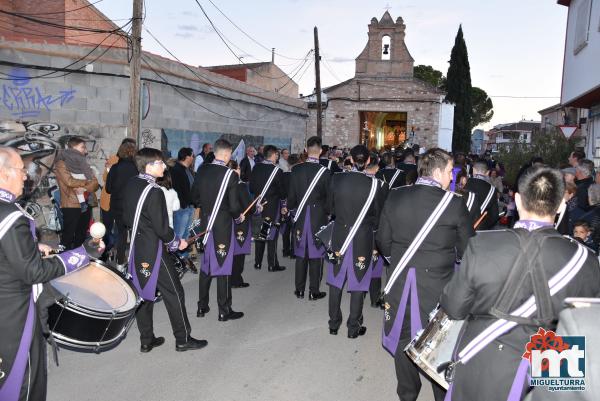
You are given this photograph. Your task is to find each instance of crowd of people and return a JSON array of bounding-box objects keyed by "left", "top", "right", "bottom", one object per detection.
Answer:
[{"left": 1, "top": 134, "right": 600, "bottom": 401}]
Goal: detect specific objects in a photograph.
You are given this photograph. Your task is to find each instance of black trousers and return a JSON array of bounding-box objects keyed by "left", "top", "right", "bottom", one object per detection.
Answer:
[
  {"left": 100, "top": 208, "right": 116, "bottom": 251},
  {"left": 369, "top": 277, "right": 382, "bottom": 305},
  {"left": 136, "top": 255, "right": 192, "bottom": 345},
  {"left": 60, "top": 207, "right": 91, "bottom": 250},
  {"left": 115, "top": 217, "right": 129, "bottom": 265},
  {"left": 254, "top": 235, "right": 279, "bottom": 267},
  {"left": 231, "top": 254, "right": 246, "bottom": 286},
  {"left": 328, "top": 284, "right": 364, "bottom": 335},
  {"left": 295, "top": 256, "right": 322, "bottom": 293},
  {"left": 395, "top": 350, "right": 446, "bottom": 401},
  {"left": 18, "top": 320, "right": 46, "bottom": 401},
  {"left": 281, "top": 223, "right": 292, "bottom": 255},
  {"left": 197, "top": 271, "right": 232, "bottom": 315}
]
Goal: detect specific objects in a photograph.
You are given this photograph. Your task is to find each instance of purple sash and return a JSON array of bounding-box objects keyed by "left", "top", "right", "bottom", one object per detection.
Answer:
[
  {"left": 264, "top": 205, "right": 280, "bottom": 241},
  {"left": 372, "top": 255, "right": 384, "bottom": 278},
  {"left": 382, "top": 267, "right": 422, "bottom": 355},
  {"left": 128, "top": 241, "right": 162, "bottom": 301},
  {"left": 294, "top": 207, "right": 324, "bottom": 259},
  {"left": 202, "top": 225, "right": 234, "bottom": 276},
  {"left": 326, "top": 242, "right": 373, "bottom": 291},
  {"left": 233, "top": 226, "right": 252, "bottom": 256},
  {"left": 0, "top": 298, "right": 34, "bottom": 401}
]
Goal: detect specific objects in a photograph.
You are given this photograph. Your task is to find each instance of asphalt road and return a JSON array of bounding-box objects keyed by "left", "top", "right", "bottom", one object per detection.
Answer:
[{"left": 47, "top": 248, "right": 437, "bottom": 401}]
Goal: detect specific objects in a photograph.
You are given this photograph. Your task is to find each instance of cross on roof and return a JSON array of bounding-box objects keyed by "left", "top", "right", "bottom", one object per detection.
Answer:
[{"left": 384, "top": 3, "right": 392, "bottom": 11}]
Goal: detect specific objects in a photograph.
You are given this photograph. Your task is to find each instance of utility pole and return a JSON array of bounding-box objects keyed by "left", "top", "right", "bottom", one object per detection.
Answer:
[
  {"left": 314, "top": 26, "right": 322, "bottom": 139},
  {"left": 128, "top": 0, "right": 143, "bottom": 142}
]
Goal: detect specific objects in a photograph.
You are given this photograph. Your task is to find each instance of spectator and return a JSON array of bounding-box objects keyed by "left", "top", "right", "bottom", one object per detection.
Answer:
[
  {"left": 278, "top": 148, "right": 291, "bottom": 172},
  {"left": 194, "top": 142, "right": 213, "bottom": 171},
  {"left": 105, "top": 141, "right": 139, "bottom": 269},
  {"left": 100, "top": 138, "right": 136, "bottom": 258},
  {"left": 55, "top": 136, "right": 99, "bottom": 250},
  {"left": 255, "top": 145, "right": 265, "bottom": 163},
  {"left": 240, "top": 146, "right": 256, "bottom": 182},
  {"left": 568, "top": 149, "right": 586, "bottom": 168},
  {"left": 574, "top": 159, "right": 595, "bottom": 213},
  {"left": 581, "top": 184, "right": 600, "bottom": 252},
  {"left": 171, "top": 147, "right": 196, "bottom": 272},
  {"left": 489, "top": 169, "right": 503, "bottom": 193},
  {"left": 573, "top": 220, "right": 596, "bottom": 252},
  {"left": 157, "top": 169, "right": 180, "bottom": 228}
]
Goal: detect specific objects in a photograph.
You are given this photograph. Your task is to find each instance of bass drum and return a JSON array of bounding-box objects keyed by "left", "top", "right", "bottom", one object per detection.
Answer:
[
  {"left": 47, "top": 258, "right": 141, "bottom": 352},
  {"left": 404, "top": 305, "right": 464, "bottom": 390}
]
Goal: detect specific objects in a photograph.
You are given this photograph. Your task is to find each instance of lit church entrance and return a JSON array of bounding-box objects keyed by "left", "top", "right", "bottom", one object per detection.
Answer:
[{"left": 359, "top": 111, "right": 407, "bottom": 150}]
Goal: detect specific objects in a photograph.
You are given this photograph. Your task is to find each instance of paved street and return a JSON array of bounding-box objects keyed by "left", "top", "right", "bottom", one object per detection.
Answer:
[{"left": 47, "top": 248, "right": 436, "bottom": 401}]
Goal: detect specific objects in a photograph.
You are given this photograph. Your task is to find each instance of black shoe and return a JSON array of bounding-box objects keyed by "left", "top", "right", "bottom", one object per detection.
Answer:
[
  {"left": 254, "top": 263, "right": 262, "bottom": 270},
  {"left": 232, "top": 282, "right": 250, "bottom": 288},
  {"left": 140, "top": 336, "right": 165, "bottom": 353},
  {"left": 294, "top": 290, "right": 305, "bottom": 299},
  {"left": 218, "top": 310, "right": 244, "bottom": 321},
  {"left": 196, "top": 306, "right": 210, "bottom": 318},
  {"left": 371, "top": 300, "right": 384, "bottom": 309},
  {"left": 309, "top": 291, "right": 326, "bottom": 301},
  {"left": 348, "top": 326, "right": 367, "bottom": 339},
  {"left": 187, "top": 259, "right": 198, "bottom": 274},
  {"left": 329, "top": 328, "right": 338, "bottom": 335},
  {"left": 175, "top": 337, "right": 208, "bottom": 352},
  {"left": 282, "top": 250, "right": 290, "bottom": 257},
  {"left": 268, "top": 265, "right": 286, "bottom": 272}
]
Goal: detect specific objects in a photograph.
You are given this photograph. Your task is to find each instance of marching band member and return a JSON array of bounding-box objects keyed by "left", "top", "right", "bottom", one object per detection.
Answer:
[
  {"left": 0, "top": 147, "right": 92, "bottom": 401},
  {"left": 377, "top": 148, "right": 473, "bottom": 401},
  {"left": 326, "top": 145, "right": 387, "bottom": 338},
  {"left": 454, "top": 167, "right": 482, "bottom": 227},
  {"left": 287, "top": 136, "right": 331, "bottom": 300},
  {"left": 123, "top": 148, "right": 206, "bottom": 353},
  {"left": 250, "top": 145, "right": 287, "bottom": 272},
  {"left": 192, "top": 140, "right": 245, "bottom": 321},
  {"left": 440, "top": 166, "right": 600, "bottom": 401},
  {"left": 465, "top": 160, "right": 499, "bottom": 230},
  {"left": 376, "top": 153, "right": 405, "bottom": 190}
]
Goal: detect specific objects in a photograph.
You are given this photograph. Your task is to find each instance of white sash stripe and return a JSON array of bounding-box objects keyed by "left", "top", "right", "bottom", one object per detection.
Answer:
[
  {"left": 339, "top": 178, "right": 378, "bottom": 256},
  {"left": 203, "top": 169, "right": 234, "bottom": 246},
  {"left": 293, "top": 167, "right": 327, "bottom": 223},
  {"left": 0, "top": 211, "right": 23, "bottom": 240},
  {"left": 480, "top": 184, "right": 495, "bottom": 213},
  {"left": 389, "top": 169, "right": 401, "bottom": 188},
  {"left": 384, "top": 191, "right": 454, "bottom": 294},
  {"left": 130, "top": 184, "right": 154, "bottom": 254},
  {"left": 467, "top": 192, "right": 475, "bottom": 212},
  {"left": 257, "top": 165, "right": 279, "bottom": 204}
]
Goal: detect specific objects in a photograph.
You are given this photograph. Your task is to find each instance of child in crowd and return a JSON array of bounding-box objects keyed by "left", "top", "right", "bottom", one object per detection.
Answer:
[{"left": 573, "top": 220, "right": 597, "bottom": 252}]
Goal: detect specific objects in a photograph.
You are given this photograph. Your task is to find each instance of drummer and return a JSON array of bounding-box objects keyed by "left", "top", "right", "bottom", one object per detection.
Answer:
[
  {"left": 0, "top": 146, "right": 94, "bottom": 401},
  {"left": 440, "top": 166, "right": 600, "bottom": 401},
  {"left": 376, "top": 148, "right": 473, "bottom": 401}
]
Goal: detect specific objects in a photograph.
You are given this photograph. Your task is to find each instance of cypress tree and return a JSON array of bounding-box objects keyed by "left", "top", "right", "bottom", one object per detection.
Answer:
[{"left": 445, "top": 25, "right": 473, "bottom": 153}]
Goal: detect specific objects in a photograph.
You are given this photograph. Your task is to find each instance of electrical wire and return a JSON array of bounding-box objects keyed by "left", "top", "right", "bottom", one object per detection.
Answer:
[{"left": 321, "top": 56, "right": 345, "bottom": 83}]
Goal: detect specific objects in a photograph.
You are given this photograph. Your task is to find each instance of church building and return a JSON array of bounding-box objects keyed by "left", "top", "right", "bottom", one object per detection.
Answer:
[{"left": 306, "top": 12, "right": 453, "bottom": 151}]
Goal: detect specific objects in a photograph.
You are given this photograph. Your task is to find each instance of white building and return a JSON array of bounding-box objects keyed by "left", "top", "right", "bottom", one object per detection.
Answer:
[{"left": 558, "top": 0, "right": 600, "bottom": 164}]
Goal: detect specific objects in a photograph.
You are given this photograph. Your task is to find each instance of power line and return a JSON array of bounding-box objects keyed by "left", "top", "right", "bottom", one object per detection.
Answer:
[
  {"left": 321, "top": 55, "right": 345, "bottom": 83},
  {"left": 205, "top": 0, "right": 310, "bottom": 61}
]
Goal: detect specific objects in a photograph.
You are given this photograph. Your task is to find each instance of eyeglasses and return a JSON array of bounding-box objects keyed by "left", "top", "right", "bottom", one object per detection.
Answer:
[{"left": 150, "top": 160, "right": 166, "bottom": 167}]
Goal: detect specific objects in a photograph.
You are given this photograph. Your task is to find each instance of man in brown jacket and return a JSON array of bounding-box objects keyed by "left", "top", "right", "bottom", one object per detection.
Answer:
[{"left": 55, "top": 136, "right": 99, "bottom": 249}]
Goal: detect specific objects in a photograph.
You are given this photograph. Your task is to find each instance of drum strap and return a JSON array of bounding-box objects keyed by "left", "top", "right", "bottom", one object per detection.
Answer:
[
  {"left": 339, "top": 177, "right": 378, "bottom": 256},
  {"left": 388, "top": 169, "right": 401, "bottom": 188},
  {"left": 466, "top": 192, "right": 475, "bottom": 212},
  {"left": 257, "top": 165, "right": 279, "bottom": 204},
  {"left": 327, "top": 160, "right": 333, "bottom": 170},
  {"left": 457, "top": 243, "right": 588, "bottom": 364},
  {"left": 480, "top": 183, "right": 495, "bottom": 213},
  {"left": 130, "top": 184, "right": 154, "bottom": 254},
  {"left": 203, "top": 169, "right": 234, "bottom": 246},
  {"left": 293, "top": 166, "right": 327, "bottom": 223},
  {"left": 384, "top": 191, "right": 454, "bottom": 295}
]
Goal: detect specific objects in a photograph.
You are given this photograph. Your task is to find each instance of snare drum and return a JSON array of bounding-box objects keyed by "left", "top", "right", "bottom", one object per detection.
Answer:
[
  {"left": 404, "top": 306, "right": 465, "bottom": 390},
  {"left": 47, "top": 259, "right": 140, "bottom": 352},
  {"left": 314, "top": 221, "right": 338, "bottom": 263}
]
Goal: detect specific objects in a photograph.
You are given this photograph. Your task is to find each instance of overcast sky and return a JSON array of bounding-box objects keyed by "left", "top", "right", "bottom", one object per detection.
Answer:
[{"left": 97, "top": 0, "right": 568, "bottom": 130}]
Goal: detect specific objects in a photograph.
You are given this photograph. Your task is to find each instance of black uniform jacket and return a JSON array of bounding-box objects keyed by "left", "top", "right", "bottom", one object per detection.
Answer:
[
  {"left": 376, "top": 167, "right": 406, "bottom": 190},
  {"left": 287, "top": 161, "right": 331, "bottom": 237},
  {"left": 239, "top": 156, "right": 253, "bottom": 183},
  {"left": 0, "top": 202, "right": 67, "bottom": 387},
  {"left": 234, "top": 180, "right": 253, "bottom": 248},
  {"left": 320, "top": 158, "right": 342, "bottom": 174},
  {"left": 464, "top": 177, "right": 499, "bottom": 230},
  {"left": 192, "top": 163, "right": 241, "bottom": 259},
  {"left": 457, "top": 188, "right": 482, "bottom": 227},
  {"left": 376, "top": 184, "right": 474, "bottom": 349},
  {"left": 250, "top": 162, "right": 286, "bottom": 221},
  {"left": 105, "top": 158, "right": 138, "bottom": 219},
  {"left": 123, "top": 176, "right": 176, "bottom": 289},
  {"left": 441, "top": 228, "right": 600, "bottom": 401},
  {"left": 327, "top": 171, "right": 387, "bottom": 281}
]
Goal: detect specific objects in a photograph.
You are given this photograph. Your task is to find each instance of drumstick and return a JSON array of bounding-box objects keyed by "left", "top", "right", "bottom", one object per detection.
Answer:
[{"left": 473, "top": 211, "right": 488, "bottom": 230}]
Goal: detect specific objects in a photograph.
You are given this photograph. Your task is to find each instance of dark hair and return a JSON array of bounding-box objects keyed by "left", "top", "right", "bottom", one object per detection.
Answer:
[
  {"left": 517, "top": 166, "right": 564, "bottom": 217},
  {"left": 406, "top": 169, "right": 418, "bottom": 185},
  {"left": 350, "top": 145, "right": 370, "bottom": 171},
  {"left": 227, "top": 159, "right": 238, "bottom": 170},
  {"left": 382, "top": 153, "right": 394, "bottom": 167},
  {"left": 156, "top": 168, "right": 172, "bottom": 189},
  {"left": 343, "top": 158, "right": 352, "bottom": 167},
  {"left": 306, "top": 136, "right": 322, "bottom": 150},
  {"left": 418, "top": 148, "right": 453, "bottom": 177},
  {"left": 574, "top": 220, "right": 591, "bottom": 231},
  {"left": 202, "top": 143, "right": 211, "bottom": 152},
  {"left": 571, "top": 150, "right": 585, "bottom": 162},
  {"left": 320, "top": 144, "right": 330, "bottom": 157},
  {"left": 135, "top": 147, "right": 163, "bottom": 172},
  {"left": 117, "top": 142, "right": 136, "bottom": 160},
  {"left": 263, "top": 145, "right": 278, "bottom": 159},
  {"left": 214, "top": 139, "right": 232, "bottom": 153},
  {"left": 367, "top": 152, "right": 380, "bottom": 169},
  {"left": 288, "top": 154, "right": 300, "bottom": 166},
  {"left": 177, "top": 147, "right": 193, "bottom": 161},
  {"left": 121, "top": 138, "right": 136, "bottom": 146},
  {"left": 67, "top": 136, "right": 85, "bottom": 148}
]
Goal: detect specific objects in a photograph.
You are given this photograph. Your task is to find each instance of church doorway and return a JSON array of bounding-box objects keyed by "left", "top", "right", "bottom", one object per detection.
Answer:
[{"left": 359, "top": 111, "right": 407, "bottom": 150}]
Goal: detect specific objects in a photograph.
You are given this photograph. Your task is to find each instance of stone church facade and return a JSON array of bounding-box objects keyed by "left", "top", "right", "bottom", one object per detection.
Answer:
[{"left": 307, "top": 12, "right": 452, "bottom": 150}]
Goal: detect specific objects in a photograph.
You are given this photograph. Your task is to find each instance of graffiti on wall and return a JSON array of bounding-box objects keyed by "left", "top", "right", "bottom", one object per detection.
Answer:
[{"left": 1, "top": 68, "right": 76, "bottom": 119}]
